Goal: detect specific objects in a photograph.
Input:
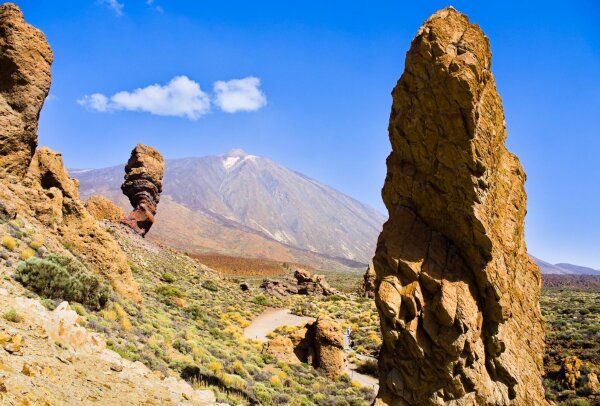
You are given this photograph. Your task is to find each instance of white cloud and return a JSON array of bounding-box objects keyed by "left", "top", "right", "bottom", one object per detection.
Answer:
[
  {"left": 213, "top": 77, "right": 267, "bottom": 113},
  {"left": 78, "top": 76, "right": 211, "bottom": 120},
  {"left": 100, "top": 0, "right": 124, "bottom": 17},
  {"left": 77, "top": 93, "right": 109, "bottom": 111}
]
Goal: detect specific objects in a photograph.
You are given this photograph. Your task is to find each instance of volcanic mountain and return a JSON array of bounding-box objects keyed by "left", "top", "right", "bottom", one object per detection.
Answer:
[{"left": 73, "top": 149, "right": 386, "bottom": 270}]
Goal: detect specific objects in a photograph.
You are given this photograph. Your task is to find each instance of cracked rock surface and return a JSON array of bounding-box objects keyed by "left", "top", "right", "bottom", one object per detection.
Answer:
[{"left": 373, "top": 7, "right": 546, "bottom": 405}]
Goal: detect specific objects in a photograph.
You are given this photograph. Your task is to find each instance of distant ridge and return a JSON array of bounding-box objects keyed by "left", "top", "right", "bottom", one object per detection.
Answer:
[{"left": 533, "top": 256, "right": 600, "bottom": 275}]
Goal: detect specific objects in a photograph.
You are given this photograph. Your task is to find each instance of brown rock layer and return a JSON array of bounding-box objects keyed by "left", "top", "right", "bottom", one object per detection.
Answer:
[
  {"left": 121, "top": 144, "right": 164, "bottom": 236},
  {"left": 373, "top": 7, "right": 545, "bottom": 405},
  {"left": 0, "top": 3, "right": 52, "bottom": 178},
  {"left": 85, "top": 195, "right": 125, "bottom": 222}
]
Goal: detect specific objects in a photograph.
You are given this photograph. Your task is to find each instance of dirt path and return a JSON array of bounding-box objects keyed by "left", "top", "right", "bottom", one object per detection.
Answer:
[{"left": 243, "top": 308, "right": 314, "bottom": 341}]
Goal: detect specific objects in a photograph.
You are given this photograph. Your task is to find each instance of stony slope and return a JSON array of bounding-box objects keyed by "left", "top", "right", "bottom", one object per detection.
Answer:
[{"left": 73, "top": 149, "right": 386, "bottom": 268}]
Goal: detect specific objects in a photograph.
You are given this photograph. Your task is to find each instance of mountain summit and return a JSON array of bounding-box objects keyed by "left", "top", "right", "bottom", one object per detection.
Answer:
[{"left": 74, "top": 151, "right": 386, "bottom": 269}]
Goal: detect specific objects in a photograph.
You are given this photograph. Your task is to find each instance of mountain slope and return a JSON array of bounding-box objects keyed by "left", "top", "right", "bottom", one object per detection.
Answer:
[
  {"left": 73, "top": 149, "right": 386, "bottom": 269},
  {"left": 532, "top": 256, "right": 600, "bottom": 275}
]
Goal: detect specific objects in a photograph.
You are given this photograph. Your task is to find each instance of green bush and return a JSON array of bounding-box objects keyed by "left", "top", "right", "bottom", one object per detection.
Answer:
[
  {"left": 161, "top": 272, "right": 176, "bottom": 283},
  {"left": 156, "top": 285, "right": 184, "bottom": 298},
  {"left": 251, "top": 295, "right": 269, "bottom": 306},
  {"left": 201, "top": 280, "right": 218, "bottom": 292},
  {"left": 15, "top": 254, "right": 112, "bottom": 310}
]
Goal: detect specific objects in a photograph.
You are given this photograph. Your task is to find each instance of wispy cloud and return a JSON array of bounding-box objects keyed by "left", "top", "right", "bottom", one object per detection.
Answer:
[
  {"left": 78, "top": 75, "right": 267, "bottom": 119},
  {"left": 78, "top": 76, "right": 211, "bottom": 120},
  {"left": 146, "top": 0, "right": 163, "bottom": 13},
  {"left": 100, "top": 0, "right": 124, "bottom": 17},
  {"left": 213, "top": 77, "right": 267, "bottom": 113}
]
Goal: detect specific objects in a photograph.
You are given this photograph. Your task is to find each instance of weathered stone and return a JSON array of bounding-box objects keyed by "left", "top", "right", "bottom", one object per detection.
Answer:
[
  {"left": 359, "top": 261, "right": 376, "bottom": 298},
  {"left": 373, "top": 7, "right": 545, "bottom": 405},
  {"left": 85, "top": 195, "right": 125, "bottom": 222},
  {"left": 0, "top": 3, "right": 52, "bottom": 178},
  {"left": 561, "top": 356, "right": 582, "bottom": 390},
  {"left": 20, "top": 148, "right": 141, "bottom": 303},
  {"left": 121, "top": 144, "right": 164, "bottom": 237},
  {"left": 260, "top": 269, "right": 337, "bottom": 297},
  {"left": 311, "top": 316, "right": 345, "bottom": 378}
]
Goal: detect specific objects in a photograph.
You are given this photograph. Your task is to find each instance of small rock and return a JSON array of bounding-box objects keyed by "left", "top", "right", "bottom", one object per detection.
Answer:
[
  {"left": 110, "top": 363, "right": 123, "bottom": 372},
  {"left": 22, "top": 362, "right": 37, "bottom": 377}
]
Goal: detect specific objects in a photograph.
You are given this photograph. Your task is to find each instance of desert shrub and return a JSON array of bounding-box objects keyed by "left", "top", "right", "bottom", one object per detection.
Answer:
[
  {"left": 15, "top": 254, "right": 112, "bottom": 310},
  {"left": 2, "top": 235, "right": 17, "bottom": 251},
  {"left": 156, "top": 285, "right": 184, "bottom": 298},
  {"left": 161, "top": 272, "right": 176, "bottom": 283},
  {"left": 20, "top": 248, "right": 35, "bottom": 260},
  {"left": 3, "top": 309, "right": 23, "bottom": 323},
  {"left": 571, "top": 399, "right": 590, "bottom": 406},
  {"left": 201, "top": 280, "right": 218, "bottom": 292},
  {"left": 251, "top": 295, "right": 269, "bottom": 306},
  {"left": 30, "top": 238, "right": 44, "bottom": 250}
]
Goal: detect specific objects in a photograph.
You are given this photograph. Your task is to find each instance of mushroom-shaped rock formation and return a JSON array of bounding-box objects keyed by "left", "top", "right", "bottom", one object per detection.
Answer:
[
  {"left": 0, "top": 2, "right": 53, "bottom": 178},
  {"left": 373, "top": 7, "right": 546, "bottom": 405},
  {"left": 121, "top": 144, "right": 164, "bottom": 237}
]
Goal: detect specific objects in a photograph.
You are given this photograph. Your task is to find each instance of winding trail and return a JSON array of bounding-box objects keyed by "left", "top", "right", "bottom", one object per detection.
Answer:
[{"left": 244, "top": 307, "right": 379, "bottom": 393}]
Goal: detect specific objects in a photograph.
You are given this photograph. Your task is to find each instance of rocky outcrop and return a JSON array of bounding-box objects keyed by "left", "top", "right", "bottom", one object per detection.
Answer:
[
  {"left": 17, "top": 148, "right": 141, "bottom": 303},
  {"left": 85, "top": 195, "right": 125, "bottom": 222},
  {"left": 310, "top": 316, "right": 345, "bottom": 378},
  {"left": 0, "top": 3, "right": 53, "bottom": 179},
  {"left": 359, "top": 261, "right": 376, "bottom": 298},
  {"left": 373, "top": 7, "right": 545, "bottom": 405},
  {"left": 121, "top": 144, "right": 164, "bottom": 237},
  {"left": 260, "top": 269, "right": 337, "bottom": 297},
  {"left": 561, "top": 356, "right": 582, "bottom": 389},
  {"left": 267, "top": 316, "right": 345, "bottom": 378}
]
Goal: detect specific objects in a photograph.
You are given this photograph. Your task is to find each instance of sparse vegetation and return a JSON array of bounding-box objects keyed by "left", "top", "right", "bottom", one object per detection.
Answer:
[
  {"left": 2, "top": 235, "right": 17, "bottom": 251},
  {"left": 15, "top": 254, "right": 112, "bottom": 310},
  {"left": 3, "top": 309, "right": 23, "bottom": 323}
]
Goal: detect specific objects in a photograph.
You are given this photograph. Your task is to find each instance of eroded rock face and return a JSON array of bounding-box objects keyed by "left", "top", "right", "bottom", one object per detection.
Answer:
[
  {"left": 85, "top": 195, "right": 125, "bottom": 222},
  {"left": 268, "top": 316, "right": 345, "bottom": 378},
  {"left": 121, "top": 144, "right": 164, "bottom": 237},
  {"left": 0, "top": 3, "right": 53, "bottom": 178},
  {"left": 373, "top": 7, "right": 545, "bottom": 405},
  {"left": 19, "top": 148, "right": 141, "bottom": 303}
]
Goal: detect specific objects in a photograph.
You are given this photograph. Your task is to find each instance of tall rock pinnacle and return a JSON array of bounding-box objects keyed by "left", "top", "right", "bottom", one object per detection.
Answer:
[
  {"left": 0, "top": 3, "right": 53, "bottom": 178},
  {"left": 373, "top": 8, "right": 546, "bottom": 405},
  {"left": 121, "top": 144, "right": 164, "bottom": 237}
]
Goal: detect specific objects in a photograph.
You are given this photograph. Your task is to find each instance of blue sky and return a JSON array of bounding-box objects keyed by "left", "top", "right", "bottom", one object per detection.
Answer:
[{"left": 15, "top": 1, "right": 600, "bottom": 267}]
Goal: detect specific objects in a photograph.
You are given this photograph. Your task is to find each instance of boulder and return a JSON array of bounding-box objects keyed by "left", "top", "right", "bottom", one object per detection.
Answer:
[
  {"left": 0, "top": 3, "right": 53, "bottom": 178},
  {"left": 373, "top": 7, "right": 545, "bottom": 405},
  {"left": 85, "top": 195, "right": 125, "bottom": 222},
  {"left": 561, "top": 356, "right": 582, "bottom": 389},
  {"left": 311, "top": 316, "right": 345, "bottom": 378},
  {"left": 121, "top": 144, "right": 164, "bottom": 237},
  {"left": 267, "top": 317, "right": 345, "bottom": 378}
]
